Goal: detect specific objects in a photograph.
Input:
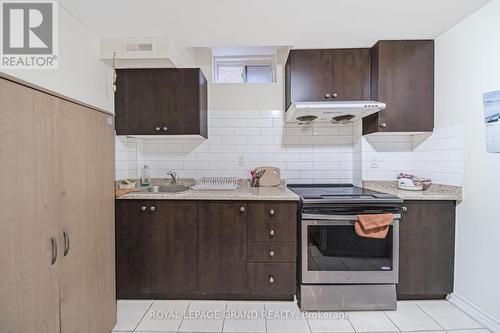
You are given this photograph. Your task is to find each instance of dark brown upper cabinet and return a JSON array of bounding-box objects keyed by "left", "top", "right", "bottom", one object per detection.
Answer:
[
  {"left": 363, "top": 40, "right": 434, "bottom": 134},
  {"left": 115, "top": 68, "right": 208, "bottom": 138},
  {"left": 285, "top": 48, "right": 371, "bottom": 110}
]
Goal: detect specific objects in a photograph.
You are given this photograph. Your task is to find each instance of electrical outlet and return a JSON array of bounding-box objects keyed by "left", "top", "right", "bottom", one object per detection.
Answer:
[
  {"left": 238, "top": 155, "right": 245, "bottom": 167},
  {"left": 370, "top": 156, "right": 379, "bottom": 169}
]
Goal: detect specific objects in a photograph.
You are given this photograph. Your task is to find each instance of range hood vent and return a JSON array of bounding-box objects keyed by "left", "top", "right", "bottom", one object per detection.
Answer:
[{"left": 286, "top": 101, "right": 385, "bottom": 124}]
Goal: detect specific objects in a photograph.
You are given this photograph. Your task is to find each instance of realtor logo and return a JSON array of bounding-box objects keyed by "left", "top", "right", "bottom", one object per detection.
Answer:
[{"left": 1, "top": 0, "right": 58, "bottom": 68}]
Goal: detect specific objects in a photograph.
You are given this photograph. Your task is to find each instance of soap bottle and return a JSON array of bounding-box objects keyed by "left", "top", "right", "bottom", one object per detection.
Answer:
[{"left": 141, "top": 165, "right": 150, "bottom": 187}]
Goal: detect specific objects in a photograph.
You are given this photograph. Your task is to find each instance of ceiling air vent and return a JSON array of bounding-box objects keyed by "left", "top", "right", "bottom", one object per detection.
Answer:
[{"left": 125, "top": 42, "right": 154, "bottom": 52}]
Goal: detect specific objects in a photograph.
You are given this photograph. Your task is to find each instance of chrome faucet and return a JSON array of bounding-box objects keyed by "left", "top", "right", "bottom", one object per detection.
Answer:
[{"left": 166, "top": 171, "right": 178, "bottom": 184}]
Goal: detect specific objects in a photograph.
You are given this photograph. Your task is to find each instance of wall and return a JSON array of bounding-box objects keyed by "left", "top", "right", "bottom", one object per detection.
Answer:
[
  {"left": 1, "top": 3, "right": 114, "bottom": 112},
  {"left": 434, "top": 0, "right": 500, "bottom": 329},
  {"left": 353, "top": 122, "right": 464, "bottom": 186}
]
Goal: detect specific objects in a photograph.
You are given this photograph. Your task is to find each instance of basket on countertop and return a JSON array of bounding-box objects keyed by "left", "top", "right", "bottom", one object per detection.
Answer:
[{"left": 191, "top": 177, "right": 239, "bottom": 191}]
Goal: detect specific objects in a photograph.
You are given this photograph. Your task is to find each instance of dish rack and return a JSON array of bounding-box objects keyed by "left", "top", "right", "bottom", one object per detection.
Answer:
[{"left": 191, "top": 177, "right": 239, "bottom": 191}]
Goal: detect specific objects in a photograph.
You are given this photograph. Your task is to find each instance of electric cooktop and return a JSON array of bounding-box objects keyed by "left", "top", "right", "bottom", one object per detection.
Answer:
[{"left": 287, "top": 184, "right": 402, "bottom": 205}]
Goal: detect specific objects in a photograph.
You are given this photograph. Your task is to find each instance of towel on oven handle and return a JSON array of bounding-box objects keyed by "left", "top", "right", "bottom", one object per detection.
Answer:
[{"left": 355, "top": 213, "right": 394, "bottom": 239}]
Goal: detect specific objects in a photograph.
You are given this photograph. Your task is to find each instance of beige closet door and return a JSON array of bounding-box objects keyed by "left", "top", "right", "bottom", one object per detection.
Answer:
[
  {"left": 0, "top": 78, "right": 61, "bottom": 333},
  {"left": 88, "top": 110, "right": 116, "bottom": 332},
  {"left": 57, "top": 99, "right": 116, "bottom": 333}
]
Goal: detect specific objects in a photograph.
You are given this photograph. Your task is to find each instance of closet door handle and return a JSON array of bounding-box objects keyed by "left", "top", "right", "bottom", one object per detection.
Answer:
[
  {"left": 50, "top": 237, "right": 58, "bottom": 265},
  {"left": 63, "top": 230, "right": 70, "bottom": 256}
]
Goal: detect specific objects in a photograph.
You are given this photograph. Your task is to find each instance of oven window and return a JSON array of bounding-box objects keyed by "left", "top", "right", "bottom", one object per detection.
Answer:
[{"left": 307, "top": 225, "right": 393, "bottom": 272}]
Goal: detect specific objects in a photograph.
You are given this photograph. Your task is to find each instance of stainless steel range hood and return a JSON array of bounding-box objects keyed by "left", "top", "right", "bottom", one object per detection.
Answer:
[{"left": 286, "top": 101, "right": 386, "bottom": 124}]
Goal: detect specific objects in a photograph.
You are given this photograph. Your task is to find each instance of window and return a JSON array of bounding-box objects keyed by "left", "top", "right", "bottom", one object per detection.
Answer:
[{"left": 214, "top": 56, "right": 275, "bottom": 84}]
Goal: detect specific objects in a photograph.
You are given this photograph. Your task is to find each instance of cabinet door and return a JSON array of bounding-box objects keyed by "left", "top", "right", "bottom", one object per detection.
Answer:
[
  {"left": 0, "top": 78, "right": 60, "bottom": 333},
  {"left": 398, "top": 201, "right": 455, "bottom": 299},
  {"left": 198, "top": 202, "right": 247, "bottom": 294},
  {"left": 116, "top": 200, "right": 152, "bottom": 297},
  {"left": 57, "top": 100, "right": 92, "bottom": 333},
  {"left": 165, "top": 69, "right": 202, "bottom": 135},
  {"left": 364, "top": 40, "right": 434, "bottom": 134},
  {"left": 88, "top": 110, "right": 116, "bottom": 332},
  {"left": 115, "top": 69, "right": 166, "bottom": 135},
  {"left": 57, "top": 101, "right": 116, "bottom": 333},
  {"left": 290, "top": 49, "right": 333, "bottom": 102},
  {"left": 150, "top": 201, "right": 197, "bottom": 294},
  {"left": 330, "top": 49, "right": 370, "bottom": 100}
]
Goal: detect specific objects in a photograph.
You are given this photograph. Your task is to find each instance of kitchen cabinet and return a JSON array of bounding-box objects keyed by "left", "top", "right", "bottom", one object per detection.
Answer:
[
  {"left": 285, "top": 48, "right": 371, "bottom": 110},
  {"left": 0, "top": 76, "right": 115, "bottom": 333},
  {"left": 115, "top": 68, "right": 208, "bottom": 137},
  {"left": 198, "top": 202, "right": 247, "bottom": 295},
  {"left": 115, "top": 200, "right": 297, "bottom": 300},
  {"left": 116, "top": 200, "right": 198, "bottom": 298},
  {"left": 363, "top": 40, "right": 434, "bottom": 134},
  {"left": 398, "top": 200, "right": 456, "bottom": 299}
]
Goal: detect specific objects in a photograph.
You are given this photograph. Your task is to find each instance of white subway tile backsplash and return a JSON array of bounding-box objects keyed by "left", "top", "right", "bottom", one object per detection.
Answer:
[
  {"left": 221, "top": 119, "right": 248, "bottom": 128},
  {"left": 115, "top": 112, "right": 462, "bottom": 188},
  {"left": 247, "top": 119, "right": 273, "bottom": 128}
]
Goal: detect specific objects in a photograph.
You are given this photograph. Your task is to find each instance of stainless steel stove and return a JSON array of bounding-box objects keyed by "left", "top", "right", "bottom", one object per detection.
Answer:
[{"left": 288, "top": 184, "right": 403, "bottom": 311}]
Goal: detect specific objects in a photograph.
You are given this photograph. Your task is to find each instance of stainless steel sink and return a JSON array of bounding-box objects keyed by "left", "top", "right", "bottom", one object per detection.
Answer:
[{"left": 145, "top": 184, "right": 190, "bottom": 193}]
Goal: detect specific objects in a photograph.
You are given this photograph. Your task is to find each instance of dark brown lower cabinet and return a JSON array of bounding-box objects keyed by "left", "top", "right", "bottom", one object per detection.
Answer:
[
  {"left": 398, "top": 200, "right": 456, "bottom": 299},
  {"left": 115, "top": 200, "right": 198, "bottom": 298},
  {"left": 198, "top": 202, "right": 247, "bottom": 295},
  {"left": 116, "top": 200, "right": 297, "bottom": 300}
]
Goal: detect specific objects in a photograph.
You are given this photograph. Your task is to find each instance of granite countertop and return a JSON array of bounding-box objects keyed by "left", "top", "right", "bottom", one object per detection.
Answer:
[
  {"left": 363, "top": 181, "right": 462, "bottom": 201},
  {"left": 117, "top": 179, "right": 300, "bottom": 201}
]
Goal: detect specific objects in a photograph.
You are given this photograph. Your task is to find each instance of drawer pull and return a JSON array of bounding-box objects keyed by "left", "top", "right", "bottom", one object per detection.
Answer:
[
  {"left": 240, "top": 206, "right": 245, "bottom": 212},
  {"left": 150, "top": 206, "right": 156, "bottom": 212},
  {"left": 269, "top": 230, "right": 275, "bottom": 237},
  {"left": 269, "top": 250, "right": 275, "bottom": 257},
  {"left": 269, "top": 209, "right": 275, "bottom": 215},
  {"left": 140, "top": 206, "right": 147, "bottom": 211},
  {"left": 269, "top": 275, "right": 275, "bottom": 284}
]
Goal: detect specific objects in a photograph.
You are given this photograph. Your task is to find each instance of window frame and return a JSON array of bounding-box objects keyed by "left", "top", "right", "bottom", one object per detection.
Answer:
[{"left": 213, "top": 55, "right": 276, "bottom": 84}]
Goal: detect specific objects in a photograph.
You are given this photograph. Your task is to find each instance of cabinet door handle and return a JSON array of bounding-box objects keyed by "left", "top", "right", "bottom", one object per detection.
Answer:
[
  {"left": 269, "top": 209, "right": 275, "bottom": 215},
  {"left": 324, "top": 93, "right": 330, "bottom": 99},
  {"left": 50, "top": 237, "right": 57, "bottom": 265},
  {"left": 163, "top": 127, "right": 168, "bottom": 131},
  {"left": 63, "top": 230, "right": 70, "bottom": 257},
  {"left": 268, "top": 275, "right": 275, "bottom": 284},
  {"left": 150, "top": 206, "right": 156, "bottom": 212},
  {"left": 402, "top": 206, "right": 408, "bottom": 212},
  {"left": 332, "top": 92, "right": 338, "bottom": 98},
  {"left": 140, "top": 206, "right": 147, "bottom": 211},
  {"left": 269, "top": 250, "right": 275, "bottom": 257},
  {"left": 269, "top": 230, "right": 275, "bottom": 237},
  {"left": 155, "top": 127, "right": 161, "bottom": 131},
  {"left": 379, "top": 123, "right": 387, "bottom": 128},
  {"left": 240, "top": 206, "right": 245, "bottom": 212}
]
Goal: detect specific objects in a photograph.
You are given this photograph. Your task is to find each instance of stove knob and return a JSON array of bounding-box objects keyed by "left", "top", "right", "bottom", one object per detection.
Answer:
[{"left": 269, "top": 230, "right": 275, "bottom": 237}]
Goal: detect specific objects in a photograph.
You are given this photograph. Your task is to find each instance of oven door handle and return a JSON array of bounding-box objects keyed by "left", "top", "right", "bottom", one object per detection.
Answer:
[{"left": 302, "top": 213, "right": 401, "bottom": 221}]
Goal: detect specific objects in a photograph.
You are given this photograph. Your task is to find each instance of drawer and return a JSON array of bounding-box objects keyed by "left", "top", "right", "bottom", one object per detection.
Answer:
[
  {"left": 247, "top": 263, "right": 296, "bottom": 295},
  {"left": 248, "top": 202, "right": 297, "bottom": 223},
  {"left": 247, "top": 223, "right": 295, "bottom": 242},
  {"left": 247, "top": 242, "right": 296, "bottom": 263}
]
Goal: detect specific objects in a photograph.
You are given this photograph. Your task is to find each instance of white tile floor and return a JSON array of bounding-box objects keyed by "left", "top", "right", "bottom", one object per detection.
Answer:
[{"left": 113, "top": 299, "right": 490, "bottom": 333}]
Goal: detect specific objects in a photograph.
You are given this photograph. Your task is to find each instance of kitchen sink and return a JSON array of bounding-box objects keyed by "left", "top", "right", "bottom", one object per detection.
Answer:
[{"left": 145, "top": 184, "right": 191, "bottom": 193}]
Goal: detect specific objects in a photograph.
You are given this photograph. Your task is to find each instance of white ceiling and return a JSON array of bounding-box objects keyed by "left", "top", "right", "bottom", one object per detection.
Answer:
[{"left": 59, "top": 0, "right": 490, "bottom": 49}]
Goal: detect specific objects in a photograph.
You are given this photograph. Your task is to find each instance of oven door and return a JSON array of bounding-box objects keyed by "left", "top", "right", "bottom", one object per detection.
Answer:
[{"left": 301, "top": 214, "right": 400, "bottom": 284}]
